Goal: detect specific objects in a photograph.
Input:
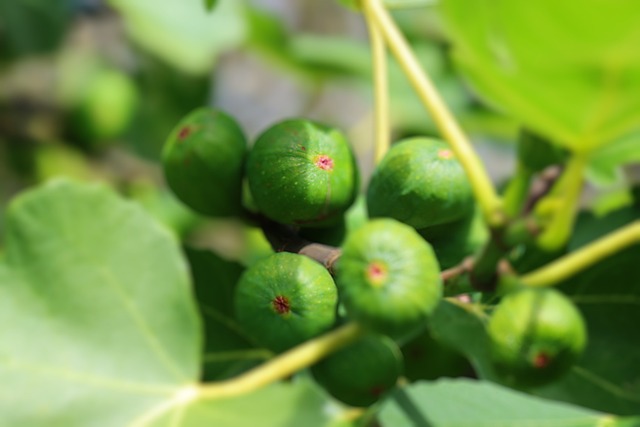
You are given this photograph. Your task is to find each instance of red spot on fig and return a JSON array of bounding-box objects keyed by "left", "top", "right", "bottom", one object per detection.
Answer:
[
  {"left": 437, "top": 148, "right": 454, "bottom": 160},
  {"left": 178, "top": 126, "right": 192, "bottom": 141},
  {"left": 272, "top": 295, "right": 291, "bottom": 314},
  {"left": 314, "top": 155, "right": 334, "bottom": 171},
  {"left": 370, "top": 386, "right": 385, "bottom": 397},
  {"left": 366, "top": 261, "right": 388, "bottom": 287},
  {"left": 533, "top": 352, "right": 551, "bottom": 368}
]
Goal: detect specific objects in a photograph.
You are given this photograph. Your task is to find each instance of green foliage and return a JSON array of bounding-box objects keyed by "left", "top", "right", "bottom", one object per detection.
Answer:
[
  {"left": 0, "top": 0, "right": 72, "bottom": 60},
  {"left": 107, "top": 0, "right": 247, "bottom": 74},
  {"left": 204, "top": 0, "right": 218, "bottom": 12},
  {"left": 378, "top": 379, "right": 637, "bottom": 426},
  {"left": 0, "top": 180, "right": 201, "bottom": 425},
  {"left": 440, "top": 0, "right": 640, "bottom": 151}
]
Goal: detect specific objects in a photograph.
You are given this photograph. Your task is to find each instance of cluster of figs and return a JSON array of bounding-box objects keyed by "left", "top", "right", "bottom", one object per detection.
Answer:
[{"left": 162, "top": 107, "right": 587, "bottom": 406}]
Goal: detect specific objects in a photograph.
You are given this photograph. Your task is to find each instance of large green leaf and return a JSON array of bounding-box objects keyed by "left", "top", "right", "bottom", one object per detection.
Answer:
[
  {"left": 186, "top": 247, "right": 270, "bottom": 381},
  {"left": 378, "top": 379, "right": 638, "bottom": 426},
  {"left": 107, "top": 0, "right": 247, "bottom": 75},
  {"left": 440, "top": 0, "right": 640, "bottom": 152},
  {"left": 586, "top": 132, "right": 640, "bottom": 186},
  {"left": 0, "top": 179, "right": 201, "bottom": 425},
  {"left": 0, "top": 180, "right": 335, "bottom": 425}
]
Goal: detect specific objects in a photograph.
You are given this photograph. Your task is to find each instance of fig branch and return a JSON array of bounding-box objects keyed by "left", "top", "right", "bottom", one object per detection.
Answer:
[
  {"left": 363, "top": 0, "right": 391, "bottom": 164},
  {"left": 197, "top": 322, "right": 365, "bottom": 399},
  {"left": 535, "top": 153, "right": 587, "bottom": 251},
  {"left": 521, "top": 221, "right": 640, "bottom": 287},
  {"left": 364, "top": 0, "right": 505, "bottom": 228}
]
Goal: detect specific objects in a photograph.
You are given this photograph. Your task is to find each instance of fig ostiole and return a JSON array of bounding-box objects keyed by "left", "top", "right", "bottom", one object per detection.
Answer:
[
  {"left": 311, "top": 334, "right": 403, "bottom": 407},
  {"left": 487, "top": 287, "right": 587, "bottom": 388},
  {"left": 367, "top": 137, "right": 474, "bottom": 229},
  {"left": 234, "top": 252, "right": 338, "bottom": 353},
  {"left": 162, "top": 107, "right": 247, "bottom": 217},
  {"left": 336, "top": 218, "right": 443, "bottom": 339},
  {"left": 247, "top": 119, "right": 358, "bottom": 227}
]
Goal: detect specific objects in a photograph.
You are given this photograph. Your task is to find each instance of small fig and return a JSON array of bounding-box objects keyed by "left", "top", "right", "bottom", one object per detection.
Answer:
[
  {"left": 311, "top": 334, "right": 403, "bottom": 407},
  {"left": 488, "top": 287, "right": 587, "bottom": 388},
  {"left": 336, "top": 218, "right": 442, "bottom": 338},
  {"left": 246, "top": 119, "right": 358, "bottom": 226},
  {"left": 162, "top": 107, "right": 246, "bottom": 217},
  {"left": 234, "top": 252, "right": 338, "bottom": 352},
  {"left": 367, "top": 137, "right": 473, "bottom": 229}
]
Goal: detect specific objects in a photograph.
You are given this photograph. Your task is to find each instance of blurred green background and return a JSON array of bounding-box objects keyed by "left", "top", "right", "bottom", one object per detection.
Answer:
[{"left": 1, "top": 0, "right": 636, "bottom": 253}]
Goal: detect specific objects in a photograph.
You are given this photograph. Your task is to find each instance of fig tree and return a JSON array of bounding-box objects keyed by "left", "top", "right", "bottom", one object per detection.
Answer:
[
  {"left": 336, "top": 218, "right": 442, "bottom": 338},
  {"left": 162, "top": 107, "right": 247, "bottom": 217},
  {"left": 234, "top": 252, "right": 338, "bottom": 352},
  {"left": 488, "top": 287, "right": 587, "bottom": 388},
  {"left": 367, "top": 137, "right": 473, "bottom": 229},
  {"left": 311, "top": 334, "right": 402, "bottom": 407},
  {"left": 246, "top": 119, "right": 358, "bottom": 226}
]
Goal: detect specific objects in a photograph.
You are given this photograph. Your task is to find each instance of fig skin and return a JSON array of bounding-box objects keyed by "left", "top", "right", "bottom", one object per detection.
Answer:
[
  {"left": 234, "top": 252, "right": 338, "bottom": 353},
  {"left": 162, "top": 107, "right": 247, "bottom": 217},
  {"left": 246, "top": 119, "right": 359, "bottom": 226},
  {"left": 488, "top": 287, "right": 587, "bottom": 388},
  {"left": 367, "top": 137, "right": 473, "bottom": 229},
  {"left": 336, "top": 218, "right": 443, "bottom": 338},
  {"left": 311, "top": 334, "right": 403, "bottom": 407}
]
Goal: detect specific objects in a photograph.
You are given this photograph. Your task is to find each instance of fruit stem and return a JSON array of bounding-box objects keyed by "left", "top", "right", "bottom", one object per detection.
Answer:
[
  {"left": 197, "top": 322, "right": 365, "bottom": 399},
  {"left": 502, "top": 165, "right": 533, "bottom": 218},
  {"left": 521, "top": 221, "right": 640, "bottom": 287},
  {"left": 535, "top": 153, "right": 587, "bottom": 251},
  {"left": 366, "top": 0, "right": 505, "bottom": 227},
  {"left": 363, "top": 0, "right": 391, "bottom": 164}
]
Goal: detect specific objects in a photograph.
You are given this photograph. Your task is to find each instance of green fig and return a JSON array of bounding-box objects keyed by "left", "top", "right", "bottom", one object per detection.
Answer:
[
  {"left": 336, "top": 218, "right": 442, "bottom": 338},
  {"left": 162, "top": 107, "right": 247, "bottom": 217},
  {"left": 234, "top": 252, "right": 338, "bottom": 352},
  {"left": 311, "top": 334, "right": 403, "bottom": 407},
  {"left": 246, "top": 119, "right": 358, "bottom": 226},
  {"left": 70, "top": 68, "right": 139, "bottom": 144},
  {"left": 367, "top": 137, "right": 473, "bottom": 229},
  {"left": 488, "top": 287, "right": 587, "bottom": 388}
]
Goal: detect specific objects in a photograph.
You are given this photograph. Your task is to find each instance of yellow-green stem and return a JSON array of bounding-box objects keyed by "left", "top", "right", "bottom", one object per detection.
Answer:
[
  {"left": 367, "top": 0, "right": 504, "bottom": 227},
  {"left": 535, "top": 153, "right": 587, "bottom": 251},
  {"left": 197, "top": 322, "right": 365, "bottom": 400},
  {"left": 363, "top": 0, "right": 391, "bottom": 164},
  {"left": 522, "top": 221, "right": 640, "bottom": 287}
]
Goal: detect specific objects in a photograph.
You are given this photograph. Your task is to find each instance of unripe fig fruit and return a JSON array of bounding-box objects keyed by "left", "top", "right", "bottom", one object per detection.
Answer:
[
  {"left": 488, "top": 287, "right": 587, "bottom": 388},
  {"left": 336, "top": 218, "right": 442, "bottom": 337},
  {"left": 367, "top": 137, "right": 473, "bottom": 229},
  {"left": 246, "top": 119, "right": 358, "bottom": 226},
  {"left": 311, "top": 334, "right": 403, "bottom": 407},
  {"left": 70, "top": 68, "right": 139, "bottom": 143},
  {"left": 162, "top": 108, "right": 246, "bottom": 217},
  {"left": 234, "top": 252, "right": 338, "bottom": 352}
]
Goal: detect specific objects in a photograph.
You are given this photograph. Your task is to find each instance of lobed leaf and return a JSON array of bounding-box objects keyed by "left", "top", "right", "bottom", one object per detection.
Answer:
[
  {"left": 440, "top": 0, "right": 640, "bottom": 152},
  {"left": 378, "top": 379, "right": 637, "bottom": 427}
]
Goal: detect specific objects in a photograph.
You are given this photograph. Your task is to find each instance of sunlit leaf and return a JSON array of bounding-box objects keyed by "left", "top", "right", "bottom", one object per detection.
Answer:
[
  {"left": 440, "top": 0, "right": 640, "bottom": 152},
  {"left": 107, "top": 0, "right": 247, "bottom": 74}
]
